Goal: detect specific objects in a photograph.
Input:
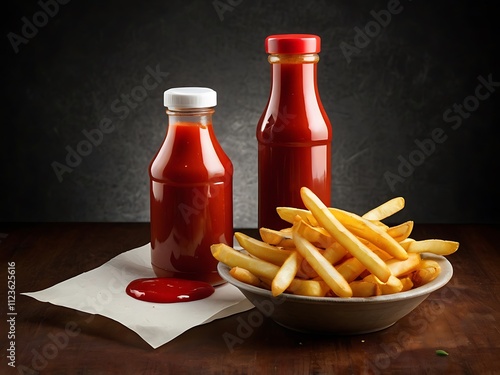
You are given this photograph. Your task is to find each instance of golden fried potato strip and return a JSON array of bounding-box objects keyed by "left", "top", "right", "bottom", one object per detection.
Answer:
[
  {"left": 235, "top": 232, "right": 292, "bottom": 265},
  {"left": 211, "top": 189, "right": 457, "bottom": 298},
  {"left": 272, "top": 251, "right": 302, "bottom": 297},
  {"left": 412, "top": 259, "right": 441, "bottom": 287},
  {"left": 386, "top": 221, "right": 414, "bottom": 242},
  {"left": 300, "top": 187, "right": 392, "bottom": 283},
  {"left": 276, "top": 207, "right": 318, "bottom": 226},
  {"left": 230, "top": 267, "right": 261, "bottom": 287},
  {"left": 329, "top": 208, "right": 408, "bottom": 260},
  {"left": 362, "top": 197, "right": 405, "bottom": 221},
  {"left": 293, "top": 220, "right": 353, "bottom": 297},
  {"left": 407, "top": 239, "right": 459, "bottom": 256},
  {"left": 259, "top": 227, "right": 295, "bottom": 248},
  {"left": 211, "top": 243, "right": 280, "bottom": 280}
]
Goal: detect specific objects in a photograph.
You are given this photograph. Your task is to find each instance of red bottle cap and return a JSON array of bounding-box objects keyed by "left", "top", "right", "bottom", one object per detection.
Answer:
[{"left": 265, "top": 34, "right": 321, "bottom": 54}]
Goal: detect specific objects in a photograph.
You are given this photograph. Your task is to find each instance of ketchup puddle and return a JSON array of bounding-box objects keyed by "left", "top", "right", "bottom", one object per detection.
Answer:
[{"left": 126, "top": 277, "right": 215, "bottom": 303}]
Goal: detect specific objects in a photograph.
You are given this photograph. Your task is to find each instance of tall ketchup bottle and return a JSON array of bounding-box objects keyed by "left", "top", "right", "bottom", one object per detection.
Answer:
[
  {"left": 149, "top": 87, "right": 233, "bottom": 286},
  {"left": 257, "top": 34, "right": 332, "bottom": 230}
]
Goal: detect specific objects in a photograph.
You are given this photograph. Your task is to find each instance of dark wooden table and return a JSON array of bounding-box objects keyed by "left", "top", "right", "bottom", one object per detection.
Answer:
[{"left": 1, "top": 223, "right": 499, "bottom": 374}]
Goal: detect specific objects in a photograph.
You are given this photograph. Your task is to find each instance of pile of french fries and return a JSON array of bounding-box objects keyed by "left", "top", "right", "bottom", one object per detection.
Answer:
[{"left": 211, "top": 187, "right": 459, "bottom": 298}]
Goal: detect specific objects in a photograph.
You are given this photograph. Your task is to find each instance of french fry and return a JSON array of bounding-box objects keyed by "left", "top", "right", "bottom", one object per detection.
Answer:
[
  {"left": 386, "top": 253, "right": 421, "bottom": 277},
  {"left": 420, "top": 259, "right": 441, "bottom": 271},
  {"left": 323, "top": 242, "right": 349, "bottom": 265},
  {"left": 211, "top": 243, "right": 280, "bottom": 280},
  {"left": 357, "top": 237, "right": 393, "bottom": 260},
  {"left": 297, "top": 244, "right": 332, "bottom": 279},
  {"left": 286, "top": 278, "right": 330, "bottom": 297},
  {"left": 386, "top": 221, "right": 414, "bottom": 242},
  {"left": 399, "top": 276, "right": 414, "bottom": 292},
  {"left": 296, "top": 219, "right": 334, "bottom": 248},
  {"left": 298, "top": 242, "right": 348, "bottom": 279},
  {"left": 362, "top": 197, "right": 405, "bottom": 221},
  {"left": 368, "top": 220, "right": 389, "bottom": 230},
  {"left": 371, "top": 248, "right": 393, "bottom": 262},
  {"left": 293, "top": 220, "right": 353, "bottom": 297},
  {"left": 407, "top": 239, "right": 459, "bottom": 256},
  {"left": 235, "top": 232, "right": 292, "bottom": 265},
  {"left": 300, "top": 187, "right": 392, "bottom": 283},
  {"left": 259, "top": 227, "right": 295, "bottom": 248},
  {"left": 412, "top": 259, "right": 441, "bottom": 287},
  {"left": 212, "top": 188, "right": 457, "bottom": 298},
  {"left": 215, "top": 244, "right": 330, "bottom": 297},
  {"left": 259, "top": 276, "right": 330, "bottom": 297},
  {"left": 230, "top": 267, "right": 261, "bottom": 287},
  {"left": 399, "top": 238, "right": 414, "bottom": 251},
  {"left": 329, "top": 207, "right": 409, "bottom": 260},
  {"left": 336, "top": 257, "right": 366, "bottom": 283},
  {"left": 276, "top": 207, "right": 318, "bottom": 226},
  {"left": 363, "top": 274, "right": 404, "bottom": 295},
  {"left": 272, "top": 251, "right": 303, "bottom": 296},
  {"left": 350, "top": 280, "right": 380, "bottom": 297},
  {"left": 297, "top": 257, "right": 318, "bottom": 279}
]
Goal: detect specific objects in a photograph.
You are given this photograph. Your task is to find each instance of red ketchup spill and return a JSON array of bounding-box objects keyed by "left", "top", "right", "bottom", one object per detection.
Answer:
[{"left": 126, "top": 277, "right": 215, "bottom": 303}]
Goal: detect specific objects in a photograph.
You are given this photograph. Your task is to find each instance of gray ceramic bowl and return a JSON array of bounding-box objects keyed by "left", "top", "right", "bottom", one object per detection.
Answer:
[{"left": 217, "top": 254, "right": 453, "bottom": 334}]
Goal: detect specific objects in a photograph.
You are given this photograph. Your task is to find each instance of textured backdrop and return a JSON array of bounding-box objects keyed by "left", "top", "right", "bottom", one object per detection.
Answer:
[{"left": 2, "top": 0, "right": 499, "bottom": 226}]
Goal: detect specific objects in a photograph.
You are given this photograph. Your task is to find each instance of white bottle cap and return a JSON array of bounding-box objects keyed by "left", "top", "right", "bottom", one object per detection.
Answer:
[{"left": 164, "top": 87, "right": 217, "bottom": 109}]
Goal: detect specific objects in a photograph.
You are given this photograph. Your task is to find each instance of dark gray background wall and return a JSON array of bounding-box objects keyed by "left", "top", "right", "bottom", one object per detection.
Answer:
[{"left": 2, "top": 0, "right": 499, "bottom": 226}]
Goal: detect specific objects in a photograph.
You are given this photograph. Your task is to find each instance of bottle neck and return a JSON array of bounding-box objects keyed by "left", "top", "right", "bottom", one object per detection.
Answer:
[
  {"left": 268, "top": 53, "right": 319, "bottom": 64},
  {"left": 166, "top": 108, "right": 214, "bottom": 127},
  {"left": 268, "top": 53, "right": 319, "bottom": 97}
]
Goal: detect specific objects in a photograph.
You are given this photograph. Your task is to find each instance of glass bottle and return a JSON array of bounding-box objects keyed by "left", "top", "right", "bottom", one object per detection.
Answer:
[
  {"left": 149, "top": 87, "right": 233, "bottom": 286},
  {"left": 257, "top": 34, "right": 332, "bottom": 230}
]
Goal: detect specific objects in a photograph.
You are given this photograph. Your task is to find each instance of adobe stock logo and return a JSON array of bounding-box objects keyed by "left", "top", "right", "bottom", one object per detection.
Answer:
[
  {"left": 6, "top": 0, "right": 71, "bottom": 54},
  {"left": 212, "top": 0, "right": 243, "bottom": 21},
  {"left": 51, "top": 64, "right": 169, "bottom": 182},
  {"left": 384, "top": 73, "right": 499, "bottom": 191},
  {"left": 222, "top": 294, "right": 286, "bottom": 353},
  {"left": 339, "top": 0, "right": 410, "bottom": 64},
  {"left": 259, "top": 106, "right": 296, "bottom": 143}
]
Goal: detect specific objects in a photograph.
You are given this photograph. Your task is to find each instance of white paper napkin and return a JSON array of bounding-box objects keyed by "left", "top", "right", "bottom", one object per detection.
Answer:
[{"left": 22, "top": 243, "right": 254, "bottom": 349}]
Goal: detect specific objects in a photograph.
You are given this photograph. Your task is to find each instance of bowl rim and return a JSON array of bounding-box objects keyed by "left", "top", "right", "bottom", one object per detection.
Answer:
[{"left": 217, "top": 253, "right": 453, "bottom": 304}]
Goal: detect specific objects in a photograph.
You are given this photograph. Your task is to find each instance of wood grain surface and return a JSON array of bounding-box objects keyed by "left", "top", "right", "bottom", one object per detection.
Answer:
[{"left": 1, "top": 223, "right": 499, "bottom": 374}]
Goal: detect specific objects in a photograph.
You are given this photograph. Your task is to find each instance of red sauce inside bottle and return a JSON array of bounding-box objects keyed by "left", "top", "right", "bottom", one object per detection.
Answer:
[
  {"left": 126, "top": 277, "right": 215, "bottom": 303},
  {"left": 257, "top": 52, "right": 332, "bottom": 230},
  {"left": 150, "top": 120, "right": 233, "bottom": 286}
]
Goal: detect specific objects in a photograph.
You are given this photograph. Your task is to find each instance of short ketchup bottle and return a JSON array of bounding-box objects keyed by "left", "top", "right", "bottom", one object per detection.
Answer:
[
  {"left": 149, "top": 87, "right": 233, "bottom": 286},
  {"left": 257, "top": 34, "right": 332, "bottom": 230}
]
